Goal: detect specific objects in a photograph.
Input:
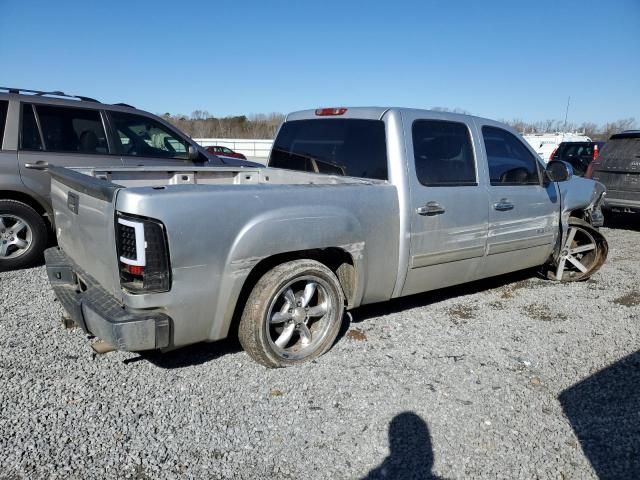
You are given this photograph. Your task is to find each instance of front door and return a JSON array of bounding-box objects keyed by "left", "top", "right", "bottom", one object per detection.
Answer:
[
  {"left": 17, "top": 103, "right": 123, "bottom": 202},
  {"left": 401, "top": 116, "right": 489, "bottom": 296},
  {"left": 478, "top": 123, "right": 558, "bottom": 278}
]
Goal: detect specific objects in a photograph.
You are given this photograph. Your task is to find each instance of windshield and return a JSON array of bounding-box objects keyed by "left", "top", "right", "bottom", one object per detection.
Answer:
[{"left": 269, "top": 119, "right": 388, "bottom": 180}]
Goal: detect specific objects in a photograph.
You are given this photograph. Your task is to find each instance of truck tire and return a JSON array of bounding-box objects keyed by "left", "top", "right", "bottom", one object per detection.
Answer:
[
  {"left": 238, "top": 259, "right": 345, "bottom": 368},
  {"left": 0, "top": 200, "right": 48, "bottom": 271},
  {"left": 547, "top": 217, "right": 608, "bottom": 282}
]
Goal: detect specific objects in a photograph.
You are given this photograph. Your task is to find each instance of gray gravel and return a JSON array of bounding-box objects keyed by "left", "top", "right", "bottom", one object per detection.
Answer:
[{"left": 1, "top": 224, "right": 639, "bottom": 479}]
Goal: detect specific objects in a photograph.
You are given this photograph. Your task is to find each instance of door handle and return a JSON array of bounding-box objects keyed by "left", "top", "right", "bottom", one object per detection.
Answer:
[
  {"left": 24, "top": 161, "right": 49, "bottom": 171},
  {"left": 416, "top": 201, "right": 446, "bottom": 216},
  {"left": 493, "top": 198, "right": 514, "bottom": 211}
]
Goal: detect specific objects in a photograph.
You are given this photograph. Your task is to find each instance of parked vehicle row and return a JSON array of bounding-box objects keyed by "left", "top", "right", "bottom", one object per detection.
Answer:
[
  {"left": 45, "top": 107, "right": 609, "bottom": 367},
  {"left": 589, "top": 130, "right": 640, "bottom": 213},
  {"left": 0, "top": 87, "right": 257, "bottom": 270},
  {"left": 549, "top": 141, "right": 605, "bottom": 177},
  {"left": 523, "top": 132, "right": 592, "bottom": 162}
]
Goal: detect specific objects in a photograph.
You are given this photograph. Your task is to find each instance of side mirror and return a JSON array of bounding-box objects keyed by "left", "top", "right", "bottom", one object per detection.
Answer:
[
  {"left": 546, "top": 160, "right": 573, "bottom": 182},
  {"left": 188, "top": 145, "right": 200, "bottom": 161}
]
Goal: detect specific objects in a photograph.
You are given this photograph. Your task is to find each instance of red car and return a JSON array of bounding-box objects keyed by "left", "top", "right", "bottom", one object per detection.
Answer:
[{"left": 205, "top": 145, "right": 247, "bottom": 160}]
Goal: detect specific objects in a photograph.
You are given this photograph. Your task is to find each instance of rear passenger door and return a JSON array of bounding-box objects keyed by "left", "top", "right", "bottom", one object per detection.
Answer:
[
  {"left": 402, "top": 116, "right": 489, "bottom": 296},
  {"left": 477, "top": 123, "right": 558, "bottom": 277},
  {"left": 17, "top": 103, "right": 122, "bottom": 202},
  {"left": 108, "top": 111, "right": 205, "bottom": 167}
]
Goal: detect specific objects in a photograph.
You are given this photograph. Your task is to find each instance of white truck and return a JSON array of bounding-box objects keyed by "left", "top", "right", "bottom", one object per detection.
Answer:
[{"left": 523, "top": 133, "right": 592, "bottom": 162}]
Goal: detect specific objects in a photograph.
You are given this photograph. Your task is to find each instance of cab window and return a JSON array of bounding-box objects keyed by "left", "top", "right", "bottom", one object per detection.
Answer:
[
  {"left": 482, "top": 126, "right": 540, "bottom": 185},
  {"left": 110, "top": 112, "right": 188, "bottom": 159},
  {"left": 412, "top": 120, "right": 476, "bottom": 186},
  {"left": 20, "top": 104, "right": 44, "bottom": 151}
]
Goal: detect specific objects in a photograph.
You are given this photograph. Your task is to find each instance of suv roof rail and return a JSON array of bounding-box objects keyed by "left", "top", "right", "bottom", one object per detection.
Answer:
[
  {"left": 0, "top": 86, "right": 100, "bottom": 103},
  {"left": 113, "top": 102, "right": 135, "bottom": 108}
]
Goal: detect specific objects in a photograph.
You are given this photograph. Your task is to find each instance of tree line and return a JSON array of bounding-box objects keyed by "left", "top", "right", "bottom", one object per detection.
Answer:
[
  {"left": 162, "top": 109, "right": 636, "bottom": 141},
  {"left": 160, "top": 111, "right": 285, "bottom": 139}
]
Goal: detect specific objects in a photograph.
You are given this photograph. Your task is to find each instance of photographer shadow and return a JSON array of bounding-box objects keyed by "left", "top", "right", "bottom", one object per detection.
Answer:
[
  {"left": 363, "top": 412, "right": 442, "bottom": 480},
  {"left": 559, "top": 351, "right": 640, "bottom": 479}
]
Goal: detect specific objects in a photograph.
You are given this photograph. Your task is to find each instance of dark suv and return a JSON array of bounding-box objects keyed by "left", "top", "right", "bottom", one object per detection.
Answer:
[
  {"left": 549, "top": 141, "right": 606, "bottom": 177},
  {"left": 589, "top": 131, "right": 640, "bottom": 214},
  {"left": 0, "top": 87, "right": 249, "bottom": 270}
]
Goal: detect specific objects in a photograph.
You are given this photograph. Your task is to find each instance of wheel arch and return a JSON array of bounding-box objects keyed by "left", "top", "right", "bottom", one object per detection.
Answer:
[
  {"left": 0, "top": 190, "right": 51, "bottom": 220},
  {"left": 217, "top": 246, "right": 361, "bottom": 343}
]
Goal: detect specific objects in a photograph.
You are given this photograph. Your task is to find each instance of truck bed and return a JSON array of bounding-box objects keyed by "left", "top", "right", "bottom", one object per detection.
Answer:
[
  {"left": 49, "top": 165, "right": 400, "bottom": 347},
  {"left": 68, "top": 165, "right": 382, "bottom": 189}
]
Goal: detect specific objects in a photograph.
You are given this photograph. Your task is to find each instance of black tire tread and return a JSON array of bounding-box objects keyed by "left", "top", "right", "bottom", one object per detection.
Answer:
[{"left": 238, "top": 259, "right": 344, "bottom": 368}]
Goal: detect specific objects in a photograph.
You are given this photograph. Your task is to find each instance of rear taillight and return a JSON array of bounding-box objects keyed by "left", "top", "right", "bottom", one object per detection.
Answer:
[
  {"left": 549, "top": 147, "right": 558, "bottom": 162},
  {"left": 315, "top": 107, "right": 347, "bottom": 116},
  {"left": 585, "top": 160, "right": 600, "bottom": 179},
  {"left": 116, "top": 214, "right": 171, "bottom": 293},
  {"left": 593, "top": 144, "right": 599, "bottom": 161}
]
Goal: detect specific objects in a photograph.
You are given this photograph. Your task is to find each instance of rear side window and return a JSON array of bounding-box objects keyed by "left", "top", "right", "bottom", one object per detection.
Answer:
[
  {"left": 599, "top": 137, "right": 640, "bottom": 162},
  {"left": 110, "top": 112, "right": 189, "bottom": 159},
  {"left": 482, "top": 126, "right": 540, "bottom": 185},
  {"left": 20, "top": 104, "right": 44, "bottom": 151},
  {"left": 0, "top": 100, "right": 7, "bottom": 148},
  {"left": 412, "top": 120, "right": 476, "bottom": 186},
  {"left": 270, "top": 119, "right": 388, "bottom": 180},
  {"left": 36, "top": 105, "right": 109, "bottom": 154}
]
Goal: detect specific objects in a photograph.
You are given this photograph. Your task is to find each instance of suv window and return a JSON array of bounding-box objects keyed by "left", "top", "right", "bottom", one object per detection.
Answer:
[
  {"left": 35, "top": 105, "right": 109, "bottom": 154},
  {"left": 270, "top": 119, "right": 388, "bottom": 180},
  {"left": 20, "top": 104, "right": 44, "bottom": 151},
  {"left": 412, "top": 120, "right": 476, "bottom": 186},
  {"left": 482, "top": 126, "right": 540, "bottom": 185},
  {"left": 110, "top": 112, "right": 189, "bottom": 159},
  {"left": 0, "top": 100, "right": 7, "bottom": 148}
]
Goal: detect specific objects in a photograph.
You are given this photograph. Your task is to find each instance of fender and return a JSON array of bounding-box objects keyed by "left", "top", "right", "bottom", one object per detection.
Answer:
[
  {"left": 556, "top": 176, "right": 606, "bottom": 259},
  {"left": 209, "top": 205, "right": 367, "bottom": 340}
]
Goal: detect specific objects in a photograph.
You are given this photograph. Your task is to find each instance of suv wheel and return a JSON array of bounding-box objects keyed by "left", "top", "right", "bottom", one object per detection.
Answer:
[
  {"left": 0, "top": 200, "right": 48, "bottom": 271},
  {"left": 238, "top": 260, "right": 345, "bottom": 368}
]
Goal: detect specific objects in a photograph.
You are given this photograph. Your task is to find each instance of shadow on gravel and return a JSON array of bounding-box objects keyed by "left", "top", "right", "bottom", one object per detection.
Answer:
[
  {"left": 559, "top": 351, "right": 640, "bottom": 480},
  {"left": 136, "top": 338, "right": 243, "bottom": 369},
  {"left": 349, "top": 267, "right": 539, "bottom": 325},
  {"left": 604, "top": 213, "right": 640, "bottom": 232},
  {"left": 363, "top": 412, "right": 441, "bottom": 480}
]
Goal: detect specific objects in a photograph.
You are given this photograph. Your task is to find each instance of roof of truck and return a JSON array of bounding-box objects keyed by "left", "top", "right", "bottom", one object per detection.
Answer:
[{"left": 286, "top": 107, "right": 492, "bottom": 123}]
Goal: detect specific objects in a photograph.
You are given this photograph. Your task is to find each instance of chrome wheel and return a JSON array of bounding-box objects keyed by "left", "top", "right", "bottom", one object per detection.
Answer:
[
  {"left": 266, "top": 276, "right": 335, "bottom": 360},
  {"left": 555, "top": 225, "right": 599, "bottom": 281},
  {"left": 0, "top": 215, "right": 32, "bottom": 260}
]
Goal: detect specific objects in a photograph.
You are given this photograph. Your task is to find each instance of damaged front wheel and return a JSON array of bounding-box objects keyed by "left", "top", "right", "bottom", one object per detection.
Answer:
[{"left": 548, "top": 218, "right": 608, "bottom": 282}]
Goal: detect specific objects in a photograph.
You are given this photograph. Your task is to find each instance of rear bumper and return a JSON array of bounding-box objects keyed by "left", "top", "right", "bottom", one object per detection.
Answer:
[
  {"left": 45, "top": 247, "right": 171, "bottom": 351},
  {"left": 602, "top": 196, "right": 640, "bottom": 213}
]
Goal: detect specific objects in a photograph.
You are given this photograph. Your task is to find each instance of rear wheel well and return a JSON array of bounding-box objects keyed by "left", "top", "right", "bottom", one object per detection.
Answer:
[
  {"left": 228, "top": 248, "right": 356, "bottom": 338},
  {"left": 0, "top": 191, "right": 49, "bottom": 220}
]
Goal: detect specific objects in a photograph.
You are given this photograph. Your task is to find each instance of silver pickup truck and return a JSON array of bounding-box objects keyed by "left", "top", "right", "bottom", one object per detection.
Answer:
[{"left": 44, "top": 107, "right": 608, "bottom": 368}]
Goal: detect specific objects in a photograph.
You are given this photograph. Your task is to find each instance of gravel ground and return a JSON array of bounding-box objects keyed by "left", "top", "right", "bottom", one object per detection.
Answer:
[{"left": 1, "top": 222, "right": 639, "bottom": 479}]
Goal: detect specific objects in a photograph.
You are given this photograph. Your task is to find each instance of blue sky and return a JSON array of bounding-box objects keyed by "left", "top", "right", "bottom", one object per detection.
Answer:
[{"left": 1, "top": 0, "right": 638, "bottom": 124}]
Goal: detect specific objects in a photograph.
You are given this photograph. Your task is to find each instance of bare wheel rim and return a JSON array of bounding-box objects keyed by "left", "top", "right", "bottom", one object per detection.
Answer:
[
  {"left": 266, "top": 275, "right": 336, "bottom": 361},
  {"left": 555, "top": 225, "right": 598, "bottom": 281},
  {"left": 0, "top": 214, "right": 32, "bottom": 260}
]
